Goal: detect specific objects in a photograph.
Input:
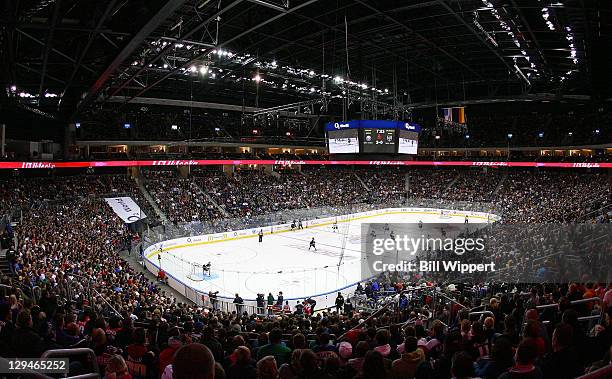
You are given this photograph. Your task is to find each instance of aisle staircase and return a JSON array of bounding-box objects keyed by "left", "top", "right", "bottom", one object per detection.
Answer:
[
  {"left": 354, "top": 173, "right": 370, "bottom": 191},
  {"left": 191, "top": 180, "right": 229, "bottom": 218},
  {"left": 135, "top": 176, "right": 168, "bottom": 223}
]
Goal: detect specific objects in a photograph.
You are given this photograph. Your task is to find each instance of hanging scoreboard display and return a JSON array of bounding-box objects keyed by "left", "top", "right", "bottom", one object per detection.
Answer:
[
  {"left": 324, "top": 120, "right": 421, "bottom": 154},
  {"left": 361, "top": 128, "right": 396, "bottom": 153}
]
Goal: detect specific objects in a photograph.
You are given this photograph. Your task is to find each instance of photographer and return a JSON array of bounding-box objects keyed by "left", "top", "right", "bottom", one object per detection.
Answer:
[
  {"left": 208, "top": 291, "right": 219, "bottom": 311},
  {"left": 256, "top": 294, "right": 265, "bottom": 315}
]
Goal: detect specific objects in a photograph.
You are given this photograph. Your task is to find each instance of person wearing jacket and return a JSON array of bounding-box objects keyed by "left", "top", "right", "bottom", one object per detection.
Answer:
[{"left": 391, "top": 336, "right": 425, "bottom": 379}]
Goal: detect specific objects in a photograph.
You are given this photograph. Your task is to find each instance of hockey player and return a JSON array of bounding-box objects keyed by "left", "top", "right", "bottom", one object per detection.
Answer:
[
  {"left": 464, "top": 215, "right": 469, "bottom": 224},
  {"left": 383, "top": 223, "right": 389, "bottom": 232},
  {"left": 298, "top": 219, "right": 303, "bottom": 230},
  {"left": 332, "top": 221, "right": 338, "bottom": 232},
  {"left": 390, "top": 230, "right": 396, "bottom": 240},
  {"left": 291, "top": 220, "right": 296, "bottom": 231},
  {"left": 309, "top": 237, "right": 317, "bottom": 251},
  {"left": 258, "top": 229, "right": 264, "bottom": 243},
  {"left": 418, "top": 220, "right": 423, "bottom": 229},
  {"left": 370, "top": 229, "right": 377, "bottom": 239}
]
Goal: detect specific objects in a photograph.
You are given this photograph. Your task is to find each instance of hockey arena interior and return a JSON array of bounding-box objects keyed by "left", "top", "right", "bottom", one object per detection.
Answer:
[{"left": 0, "top": 1, "right": 611, "bottom": 378}]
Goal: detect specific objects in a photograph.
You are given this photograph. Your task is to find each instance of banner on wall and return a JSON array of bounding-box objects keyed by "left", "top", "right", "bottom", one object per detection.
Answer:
[
  {"left": 0, "top": 160, "right": 609, "bottom": 170},
  {"left": 104, "top": 197, "right": 147, "bottom": 223}
]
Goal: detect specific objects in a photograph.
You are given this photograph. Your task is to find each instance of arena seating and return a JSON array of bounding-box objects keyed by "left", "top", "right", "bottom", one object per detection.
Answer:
[{"left": 0, "top": 168, "right": 610, "bottom": 379}]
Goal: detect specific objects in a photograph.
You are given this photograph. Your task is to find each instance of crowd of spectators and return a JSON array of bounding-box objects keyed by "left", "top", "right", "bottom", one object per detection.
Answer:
[{"left": 0, "top": 168, "right": 610, "bottom": 379}]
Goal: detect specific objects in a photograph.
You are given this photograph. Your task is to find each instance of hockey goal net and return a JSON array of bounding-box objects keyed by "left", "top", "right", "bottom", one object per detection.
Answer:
[
  {"left": 187, "top": 262, "right": 205, "bottom": 281},
  {"left": 439, "top": 210, "right": 453, "bottom": 219}
]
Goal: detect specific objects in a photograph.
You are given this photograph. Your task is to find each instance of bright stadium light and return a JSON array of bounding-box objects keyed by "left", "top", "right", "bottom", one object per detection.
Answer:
[
  {"left": 171, "top": 125, "right": 178, "bottom": 130},
  {"left": 200, "top": 66, "right": 209, "bottom": 75},
  {"left": 10, "top": 85, "right": 16, "bottom": 91},
  {"left": 254, "top": 74, "right": 262, "bottom": 82},
  {"left": 507, "top": 133, "right": 513, "bottom": 139},
  {"left": 538, "top": 132, "right": 544, "bottom": 138},
  {"left": 189, "top": 65, "right": 197, "bottom": 73}
]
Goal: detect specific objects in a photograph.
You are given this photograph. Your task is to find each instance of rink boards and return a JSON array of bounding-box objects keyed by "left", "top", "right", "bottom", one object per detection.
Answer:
[
  {"left": 144, "top": 207, "right": 500, "bottom": 258},
  {"left": 142, "top": 207, "right": 500, "bottom": 310}
]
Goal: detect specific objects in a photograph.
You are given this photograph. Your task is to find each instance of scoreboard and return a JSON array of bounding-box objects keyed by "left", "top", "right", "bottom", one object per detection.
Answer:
[
  {"left": 362, "top": 128, "right": 396, "bottom": 153},
  {"left": 325, "top": 120, "right": 420, "bottom": 154}
]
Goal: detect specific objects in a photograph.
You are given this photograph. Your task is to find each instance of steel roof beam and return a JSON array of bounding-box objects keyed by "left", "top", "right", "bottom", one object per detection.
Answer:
[
  {"left": 108, "top": 0, "right": 243, "bottom": 99},
  {"left": 16, "top": 28, "right": 96, "bottom": 73},
  {"left": 116, "top": 0, "right": 324, "bottom": 108},
  {"left": 72, "top": 0, "right": 189, "bottom": 119},
  {"left": 352, "top": 0, "right": 485, "bottom": 81},
  {"left": 59, "top": 0, "right": 118, "bottom": 109},
  {"left": 436, "top": 0, "right": 523, "bottom": 84},
  {"left": 38, "top": 0, "right": 62, "bottom": 103}
]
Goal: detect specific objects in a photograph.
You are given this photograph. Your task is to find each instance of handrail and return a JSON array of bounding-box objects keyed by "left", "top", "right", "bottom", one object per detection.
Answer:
[
  {"left": 468, "top": 311, "right": 494, "bottom": 319},
  {"left": 91, "top": 287, "right": 124, "bottom": 319},
  {"left": 577, "top": 315, "right": 602, "bottom": 322},
  {"left": 41, "top": 348, "right": 100, "bottom": 379},
  {"left": 536, "top": 303, "right": 559, "bottom": 310},
  {"left": 336, "top": 298, "right": 397, "bottom": 342},
  {"left": 576, "top": 363, "right": 612, "bottom": 379},
  {"left": 570, "top": 297, "right": 601, "bottom": 305}
]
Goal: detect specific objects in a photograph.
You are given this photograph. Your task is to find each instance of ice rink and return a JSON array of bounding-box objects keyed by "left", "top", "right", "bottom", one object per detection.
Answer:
[{"left": 149, "top": 209, "right": 493, "bottom": 302}]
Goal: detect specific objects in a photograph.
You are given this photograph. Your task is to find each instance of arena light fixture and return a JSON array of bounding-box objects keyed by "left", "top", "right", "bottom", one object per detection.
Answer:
[
  {"left": 10, "top": 85, "right": 16, "bottom": 91},
  {"left": 538, "top": 132, "right": 544, "bottom": 138},
  {"left": 253, "top": 74, "right": 262, "bottom": 83},
  {"left": 507, "top": 133, "right": 513, "bottom": 139},
  {"left": 75, "top": 122, "right": 81, "bottom": 129},
  {"left": 171, "top": 125, "right": 178, "bottom": 130},
  {"left": 594, "top": 129, "right": 600, "bottom": 134}
]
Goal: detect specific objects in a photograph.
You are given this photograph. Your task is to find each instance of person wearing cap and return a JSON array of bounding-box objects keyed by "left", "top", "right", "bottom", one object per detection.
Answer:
[{"left": 159, "top": 335, "right": 183, "bottom": 374}]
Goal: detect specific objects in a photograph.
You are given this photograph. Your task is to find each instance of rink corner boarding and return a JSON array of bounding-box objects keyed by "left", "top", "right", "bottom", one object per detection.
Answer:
[{"left": 142, "top": 207, "right": 501, "bottom": 310}]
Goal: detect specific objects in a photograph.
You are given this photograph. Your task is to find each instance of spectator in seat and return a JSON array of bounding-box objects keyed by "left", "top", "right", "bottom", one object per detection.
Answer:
[
  {"left": 257, "top": 328, "right": 291, "bottom": 366},
  {"left": 278, "top": 348, "right": 302, "bottom": 379},
  {"left": 158, "top": 336, "right": 183, "bottom": 374},
  {"left": 540, "top": 322, "right": 584, "bottom": 379},
  {"left": 299, "top": 349, "right": 326, "bottom": 379},
  {"left": 356, "top": 350, "right": 389, "bottom": 379},
  {"left": 450, "top": 351, "right": 476, "bottom": 379},
  {"left": 105, "top": 354, "right": 132, "bottom": 379},
  {"left": 168, "top": 343, "right": 216, "bottom": 379},
  {"left": 475, "top": 335, "right": 514, "bottom": 379},
  {"left": 498, "top": 338, "right": 543, "bottom": 379},
  {"left": 10, "top": 310, "right": 44, "bottom": 358},
  {"left": 348, "top": 341, "right": 369, "bottom": 375},
  {"left": 227, "top": 346, "right": 257, "bottom": 379},
  {"left": 257, "top": 355, "right": 278, "bottom": 379},
  {"left": 202, "top": 326, "right": 224, "bottom": 362},
  {"left": 391, "top": 336, "right": 424, "bottom": 379}
]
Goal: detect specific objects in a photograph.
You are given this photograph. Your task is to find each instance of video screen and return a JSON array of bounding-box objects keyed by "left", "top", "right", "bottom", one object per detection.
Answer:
[
  {"left": 327, "top": 129, "right": 359, "bottom": 154},
  {"left": 398, "top": 130, "right": 419, "bottom": 154}
]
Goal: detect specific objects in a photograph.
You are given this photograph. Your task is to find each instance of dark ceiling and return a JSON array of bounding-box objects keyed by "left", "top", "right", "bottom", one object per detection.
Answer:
[{"left": 1, "top": 0, "right": 610, "bottom": 122}]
